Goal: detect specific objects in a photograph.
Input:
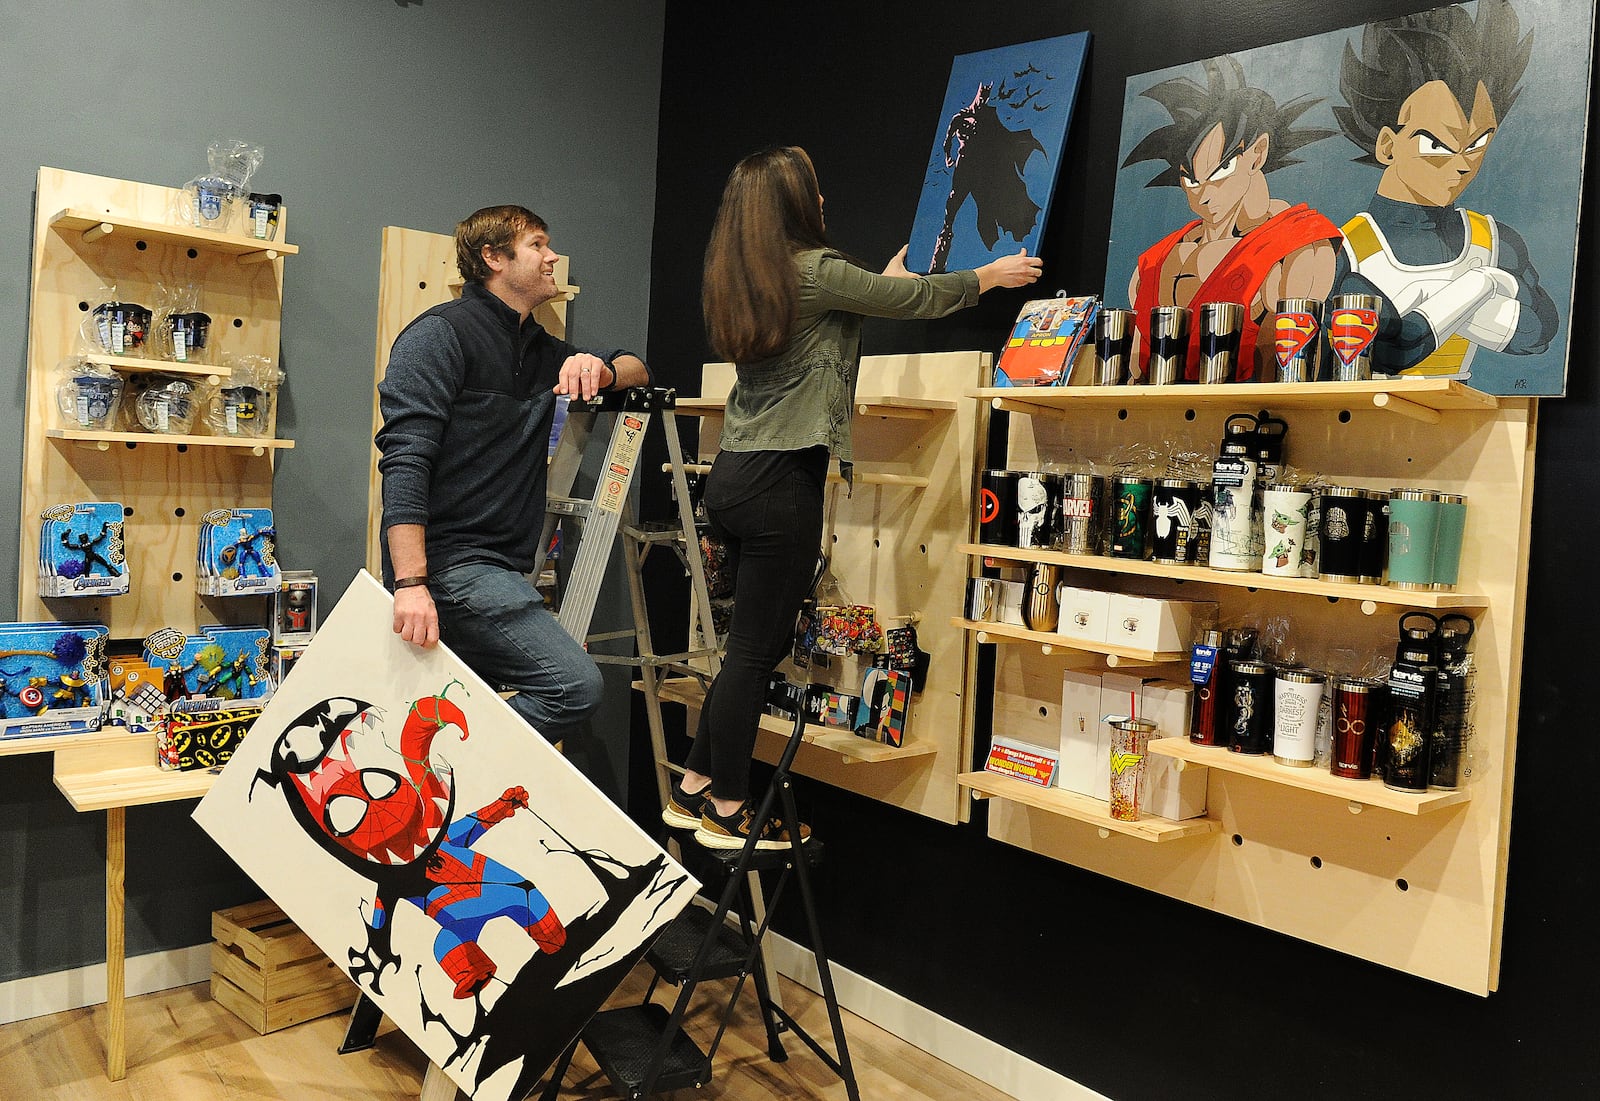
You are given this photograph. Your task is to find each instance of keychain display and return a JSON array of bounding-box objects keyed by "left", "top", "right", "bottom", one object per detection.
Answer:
[
  {"left": 39, "top": 502, "right": 129, "bottom": 597},
  {"left": 196, "top": 507, "right": 278, "bottom": 595}
]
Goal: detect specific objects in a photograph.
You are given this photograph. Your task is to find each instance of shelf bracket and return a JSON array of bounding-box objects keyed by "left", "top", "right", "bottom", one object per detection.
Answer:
[
  {"left": 1371, "top": 392, "right": 1443, "bottom": 425},
  {"left": 237, "top": 248, "right": 281, "bottom": 266},
  {"left": 1347, "top": 801, "right": 1365, "bottom": 815},
  {"left": 82, "top": 221, "right": 114, "bottom": 245}
]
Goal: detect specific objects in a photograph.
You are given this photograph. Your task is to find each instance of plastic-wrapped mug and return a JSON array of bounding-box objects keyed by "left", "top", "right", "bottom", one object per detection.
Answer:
[
  {"left": 206, "top": 384, "right": 270, "bottom": 437},
  {"left": 133, "top": 375, "right": 199, "bottom": 435},
  {"left": 90, "top": 301, "right": 152, "bottom": 355},
  {"left": 1261, "top": 484, "right": 1312, "bottom": 576},
  {"left": 57, "top": 372, "right": 124, "bottom": 430},
  {"left": 165, "top": 311, "right": 212, "bottom": 363}
]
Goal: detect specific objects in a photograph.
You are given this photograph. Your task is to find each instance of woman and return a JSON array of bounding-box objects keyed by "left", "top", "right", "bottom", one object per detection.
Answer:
[{"left": 668, "top": 146, "right": 1042, "bottom": 850}]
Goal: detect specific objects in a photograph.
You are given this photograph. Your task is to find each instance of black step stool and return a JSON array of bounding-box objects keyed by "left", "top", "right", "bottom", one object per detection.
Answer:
[{"left": 539, "top": 676, "right": 861, "bottom": 1100}]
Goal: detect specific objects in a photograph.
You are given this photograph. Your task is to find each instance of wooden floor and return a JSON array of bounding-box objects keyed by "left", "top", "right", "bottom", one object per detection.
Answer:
[{"left": 0, "top": 962, "right": 1019, "bottom": 1101}]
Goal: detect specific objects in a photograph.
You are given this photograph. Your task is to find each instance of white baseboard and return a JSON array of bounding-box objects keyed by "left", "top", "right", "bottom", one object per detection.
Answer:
[
  {"left": 767, "top": 934, "right": 1105, "bottom": 1101},
  {"left": 0, "top": 944, "right": 212, "bottom": 1026}
]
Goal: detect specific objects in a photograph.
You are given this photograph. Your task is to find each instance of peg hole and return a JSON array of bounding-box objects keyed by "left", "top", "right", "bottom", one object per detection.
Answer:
[
  {"left": 78, "top": 301, "right": 90, "bottom": 311},
  {"left": 1310, "top": 856, "right": 1322, "bottom": 869},
  {"left": 136, "top": 240, "right": 148, "bottom": 251},
  {"left": 171, "top": 572, "right": 184, "bottom": 582},
  {"left": 1038, "top": 706, "right": 1048, "bottom": 718},
  {"left": 174, "top": 507, "right": 186, "bottom": 518},
  {"left": 1184, "top": 409, "right": 1196, "bottom": 421},
  {"left": 187, "top": 248, "right": 198, "bottom": 259},
  {"left": 232, "top": 318, "right": 244, "bottom": 328},
  {"left": 1396, "top": 878, "right": 1410, "bottom": 892},
  {"left": 123, "top": 506, "right": 134, "bottom": 517},
  {"left": 419, "top": 281, "right": 428, "bottom": 290},
  {"left": 1338, "top": 410, "right": 1352, "bottom": 423},
  {"left": 1117, "top": 409, "right": 1129, "bottom": 421},
  {"left": 1231, "top": 834, "right": 1243, "bottom": 846}
]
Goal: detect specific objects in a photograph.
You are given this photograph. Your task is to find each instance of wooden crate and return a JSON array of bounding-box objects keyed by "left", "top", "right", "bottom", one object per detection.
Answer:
[{"left": 210, "top": 899, "right": 357, "bottom": 1034}]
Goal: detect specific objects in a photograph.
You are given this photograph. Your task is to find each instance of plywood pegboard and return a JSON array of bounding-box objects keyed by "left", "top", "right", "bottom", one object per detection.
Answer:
[
  {"left": 975, "top": 387, "right": 1534, "bottom": 994},
  {"left": 364, "top": 225, "right": 573, "bottom": 576},
  {"left": 20, "top": 167, "right": 293, "bottom": 639},
  {"left": 690, "top": 352, "right": 990, "bottom": 825}
]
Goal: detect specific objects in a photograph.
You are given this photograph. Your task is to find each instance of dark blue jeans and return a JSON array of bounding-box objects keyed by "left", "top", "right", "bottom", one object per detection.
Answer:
[
  {"left": 684, "top": 467, "right": 824, "bottom": 803},
  {"left": 429, "top": 561, "right": 603, "bottom": 746}
]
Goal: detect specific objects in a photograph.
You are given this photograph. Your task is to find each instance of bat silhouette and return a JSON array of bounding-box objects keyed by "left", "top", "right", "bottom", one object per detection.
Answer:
[{"left": 1013, "top": 63, "right": 1042, "bottom": 77}]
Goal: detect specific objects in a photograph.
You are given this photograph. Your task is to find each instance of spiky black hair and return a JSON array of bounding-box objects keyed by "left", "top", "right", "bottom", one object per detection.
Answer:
[
  {"left": 1334, "top": 0, "right": 1533, "bottom": 166},
  {"left": 1122, "top": 55, "right": 1336, "bottom": 189}
]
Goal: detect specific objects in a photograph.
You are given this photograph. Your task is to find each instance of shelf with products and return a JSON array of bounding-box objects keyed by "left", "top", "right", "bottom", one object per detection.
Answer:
[
  {"left": 653, "top": 676, "right": 937, "bottom": 765},
  {"left": 1146, "top": 737, "right": 1470, "bottom": 815},
  {"left": 951, "top": 616, "right": 1183, "bottom": 667},
  {"left": 24, "top": 167, "right": 291, "bottom": 641},
  {"left": 674, "top": 394, "right": 959, "bottom": 420},
  {"left": 49, "top": 208, "right": 298, "bottom": 261},
  {"left": 957, "top": 770, "right": 1219, "bottom": 842},
  {"left": 671, "top": 352, "right": 989, "bottom": 825},
  {"left": 972, "top": 377, "right": 1497, "bottom": 425},
  {"left": 964, "top": 362, "right": 1532, "bottom": 995},
  {"left": 958, "top": 542, "right": 1487, "bottom": 612},
  {"left": 48, "top": 428, "right": 296, "bottom": 454},
  {"left": 79, "top": 353, "right": 231, "bottom": 382}
]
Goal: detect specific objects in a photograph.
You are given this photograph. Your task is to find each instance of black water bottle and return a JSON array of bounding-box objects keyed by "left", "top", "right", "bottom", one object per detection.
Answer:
[
  {"left": 1383, "top": 612, "right": 1440, "bottom": 793},
  {"left": 1430, "top": 614, "right": 1476, "bottom": 791}
]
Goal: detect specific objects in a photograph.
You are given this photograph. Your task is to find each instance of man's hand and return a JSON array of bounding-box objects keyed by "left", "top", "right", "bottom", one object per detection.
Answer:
[
  {"left": 554, "top": 353, "right": 612, "bottom": 401},
  {"left": 393, "top": 585, "right": 440, "bottom": 648}
]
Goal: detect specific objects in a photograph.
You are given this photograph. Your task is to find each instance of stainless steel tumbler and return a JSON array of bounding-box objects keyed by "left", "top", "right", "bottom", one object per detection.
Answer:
[
  {"left": 1198, "top": 301, "right": 1244, "bottom": 384},
  {"left": 1327, "top": 293, "right": 1381, "bottom": 382},
  {"left": 1094, "top": 308, "right": 1134, "bottom": 386},
  {"left": 1274, "top": 298, "right": 1325, "bottom": 383},
  {"left": 1147, "top": 305, "right": 1190, "bottom": 385}
]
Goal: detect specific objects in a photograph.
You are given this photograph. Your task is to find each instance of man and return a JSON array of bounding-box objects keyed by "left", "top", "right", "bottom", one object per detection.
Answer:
[
  {"left": 1123, "top": 56, "right": 1341, "bottom": 380},
  {"left": 376, "top": 205, "right": 650, "bottom": 756},
  {"left": 1330, "top": 1, "right": 1557, "bottom": 379}
]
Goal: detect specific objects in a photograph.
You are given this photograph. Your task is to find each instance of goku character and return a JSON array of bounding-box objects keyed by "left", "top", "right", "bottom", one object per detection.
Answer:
[
  {"left": 1330, "top": 0, "right": 1557, "bottom": 379},
  {"left": 1123, "top": 56, "right": 1342, "bottom": 381}
]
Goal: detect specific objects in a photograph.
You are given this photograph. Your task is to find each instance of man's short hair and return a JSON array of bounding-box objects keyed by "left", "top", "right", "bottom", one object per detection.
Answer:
[
  {"left": 1122, "top": 55, "right": 1334, "bottom": 189},
  {"left": 455, "top": 205, "right": 548, "bottom": 284},
  {"left": 1334, "top": 1, "right": 1532, "bottom": 166}
]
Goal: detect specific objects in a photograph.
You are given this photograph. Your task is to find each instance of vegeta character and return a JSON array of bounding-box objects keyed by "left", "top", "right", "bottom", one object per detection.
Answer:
[
  {"left": 1330, "top": 0, "right": 1557, "bottom": 379},
  {"left": 1123, "top": 56, "right": 1342, "bottom": 381},
  {"left": 253, "top": 689, "right": 566, "bottom": 1002}
]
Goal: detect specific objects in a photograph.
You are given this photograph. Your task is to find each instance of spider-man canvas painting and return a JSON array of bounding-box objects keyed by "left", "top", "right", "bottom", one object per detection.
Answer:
[{"left": 195, "top": 571, "right": 698, "bottom": 1101}]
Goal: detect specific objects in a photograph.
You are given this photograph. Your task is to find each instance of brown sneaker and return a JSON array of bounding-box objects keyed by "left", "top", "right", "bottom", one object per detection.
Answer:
[
  {"left": 661, "top": 778, "right": 710, "bottom": 831},
  {"left": 695, "top": 801, "right": 812, "bottom": 851}
]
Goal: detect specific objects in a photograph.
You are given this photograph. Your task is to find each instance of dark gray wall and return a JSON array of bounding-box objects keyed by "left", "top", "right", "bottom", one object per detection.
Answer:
[
  {"left": 648, "top": 2, "right": 1599, "bottom": 1098},
  {"left": 0, "top": 0, "right": 663, "bottom": 984}
]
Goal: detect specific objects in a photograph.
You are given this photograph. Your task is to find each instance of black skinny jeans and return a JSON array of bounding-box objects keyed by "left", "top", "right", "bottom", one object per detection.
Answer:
[{"left": 683, "top": 465, "right": 824, "bottom": 803}]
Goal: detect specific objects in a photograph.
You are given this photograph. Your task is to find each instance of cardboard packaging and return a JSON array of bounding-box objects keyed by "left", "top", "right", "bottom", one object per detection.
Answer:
[
  {"left": 1056, "top": 585, "right": 1111, "bottom": 644},
  {"left": 1138, "top": 679, "right": 1207, "bottom": 820},
  {"left": 1105, "top": 595, "right": 1217, "bottom": 653},
  {"left": 1057, "top": 670, "right": 1103, "bottom": 797}
]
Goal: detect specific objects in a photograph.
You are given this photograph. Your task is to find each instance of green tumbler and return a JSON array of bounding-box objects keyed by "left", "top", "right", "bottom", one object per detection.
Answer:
[
  {"left": 1385, "top": 489, "right": 1442, "bottom": 590},
  {"left": 1432, "top": 493, "right": 1468, "bottom": 590}
]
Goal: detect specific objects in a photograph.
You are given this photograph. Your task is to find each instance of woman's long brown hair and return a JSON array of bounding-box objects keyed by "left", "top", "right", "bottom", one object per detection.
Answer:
[{"left": 702, "top": 146, "right": 830, "bottom": 363}]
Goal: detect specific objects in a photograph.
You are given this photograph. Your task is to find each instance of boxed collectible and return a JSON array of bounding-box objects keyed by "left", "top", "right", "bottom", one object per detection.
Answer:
[
  {"left": 271, "top": 570, "right": 318, "bottom": 645},
  {"left": 993, "top": 296, "right": 1100, "bottom": 387},
  {"left": 196, "top": 507, "right": 278, "bottom": 596},
  {"left": 0, "top": 621, "right": 110, "bottom": 739},
  {"left": 39, "top": 502, "right": 129, "bottom": 597}
]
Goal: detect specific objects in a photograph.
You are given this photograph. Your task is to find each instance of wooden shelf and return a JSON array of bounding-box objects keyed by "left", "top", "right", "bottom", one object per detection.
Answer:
[
  {"left": 80, "top": 353, "right": 230, "bottom": 380},
  {"left": 678, "top": 461, "right": 928, "bottom": 489},
  {"left": 673, "top": 395, "right": 958, "bottom": 420},
  {"left": 54, "top": 762, "right": 216, "bottom": 812},
  {"left": 0, "top": 728, "right": 138, "bottom": 759},
  {"left": 50, "top": 208, "right": 298, "bottom": 261},
  {"left": 960, "top": 543, "right": 1487, "bottom": 612},
  {"left": 958, "top": 770, "right": 1219, "bottom": 841},
  {"left": 952, "top": 616, "right": 1184, "bottom": 666},
  {"left": 48, "top": 428, "right": 295, "bottom": 454},
  {"left": 1146, "top": 737, "right": 1471, "bottom": 815},
  {"left": 972, "top": 377, "right": 1498, "bottom": 425},
  {"left": 651, "top": 676, "right": 939, "bottom": 765}
]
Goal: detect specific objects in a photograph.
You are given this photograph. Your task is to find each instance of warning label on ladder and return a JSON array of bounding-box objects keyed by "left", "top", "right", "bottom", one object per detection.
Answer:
[{"left": 596, "top": 414, "right": 646, "bottom": 515}]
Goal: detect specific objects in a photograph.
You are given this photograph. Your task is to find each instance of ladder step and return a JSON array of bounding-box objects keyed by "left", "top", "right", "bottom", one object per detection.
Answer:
[
  {"left": 582, "top": 1003, "right": 710, "bottom": 1094},
  {"left": 646, "top": 905, "right": 751, "bottom": 984}
]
